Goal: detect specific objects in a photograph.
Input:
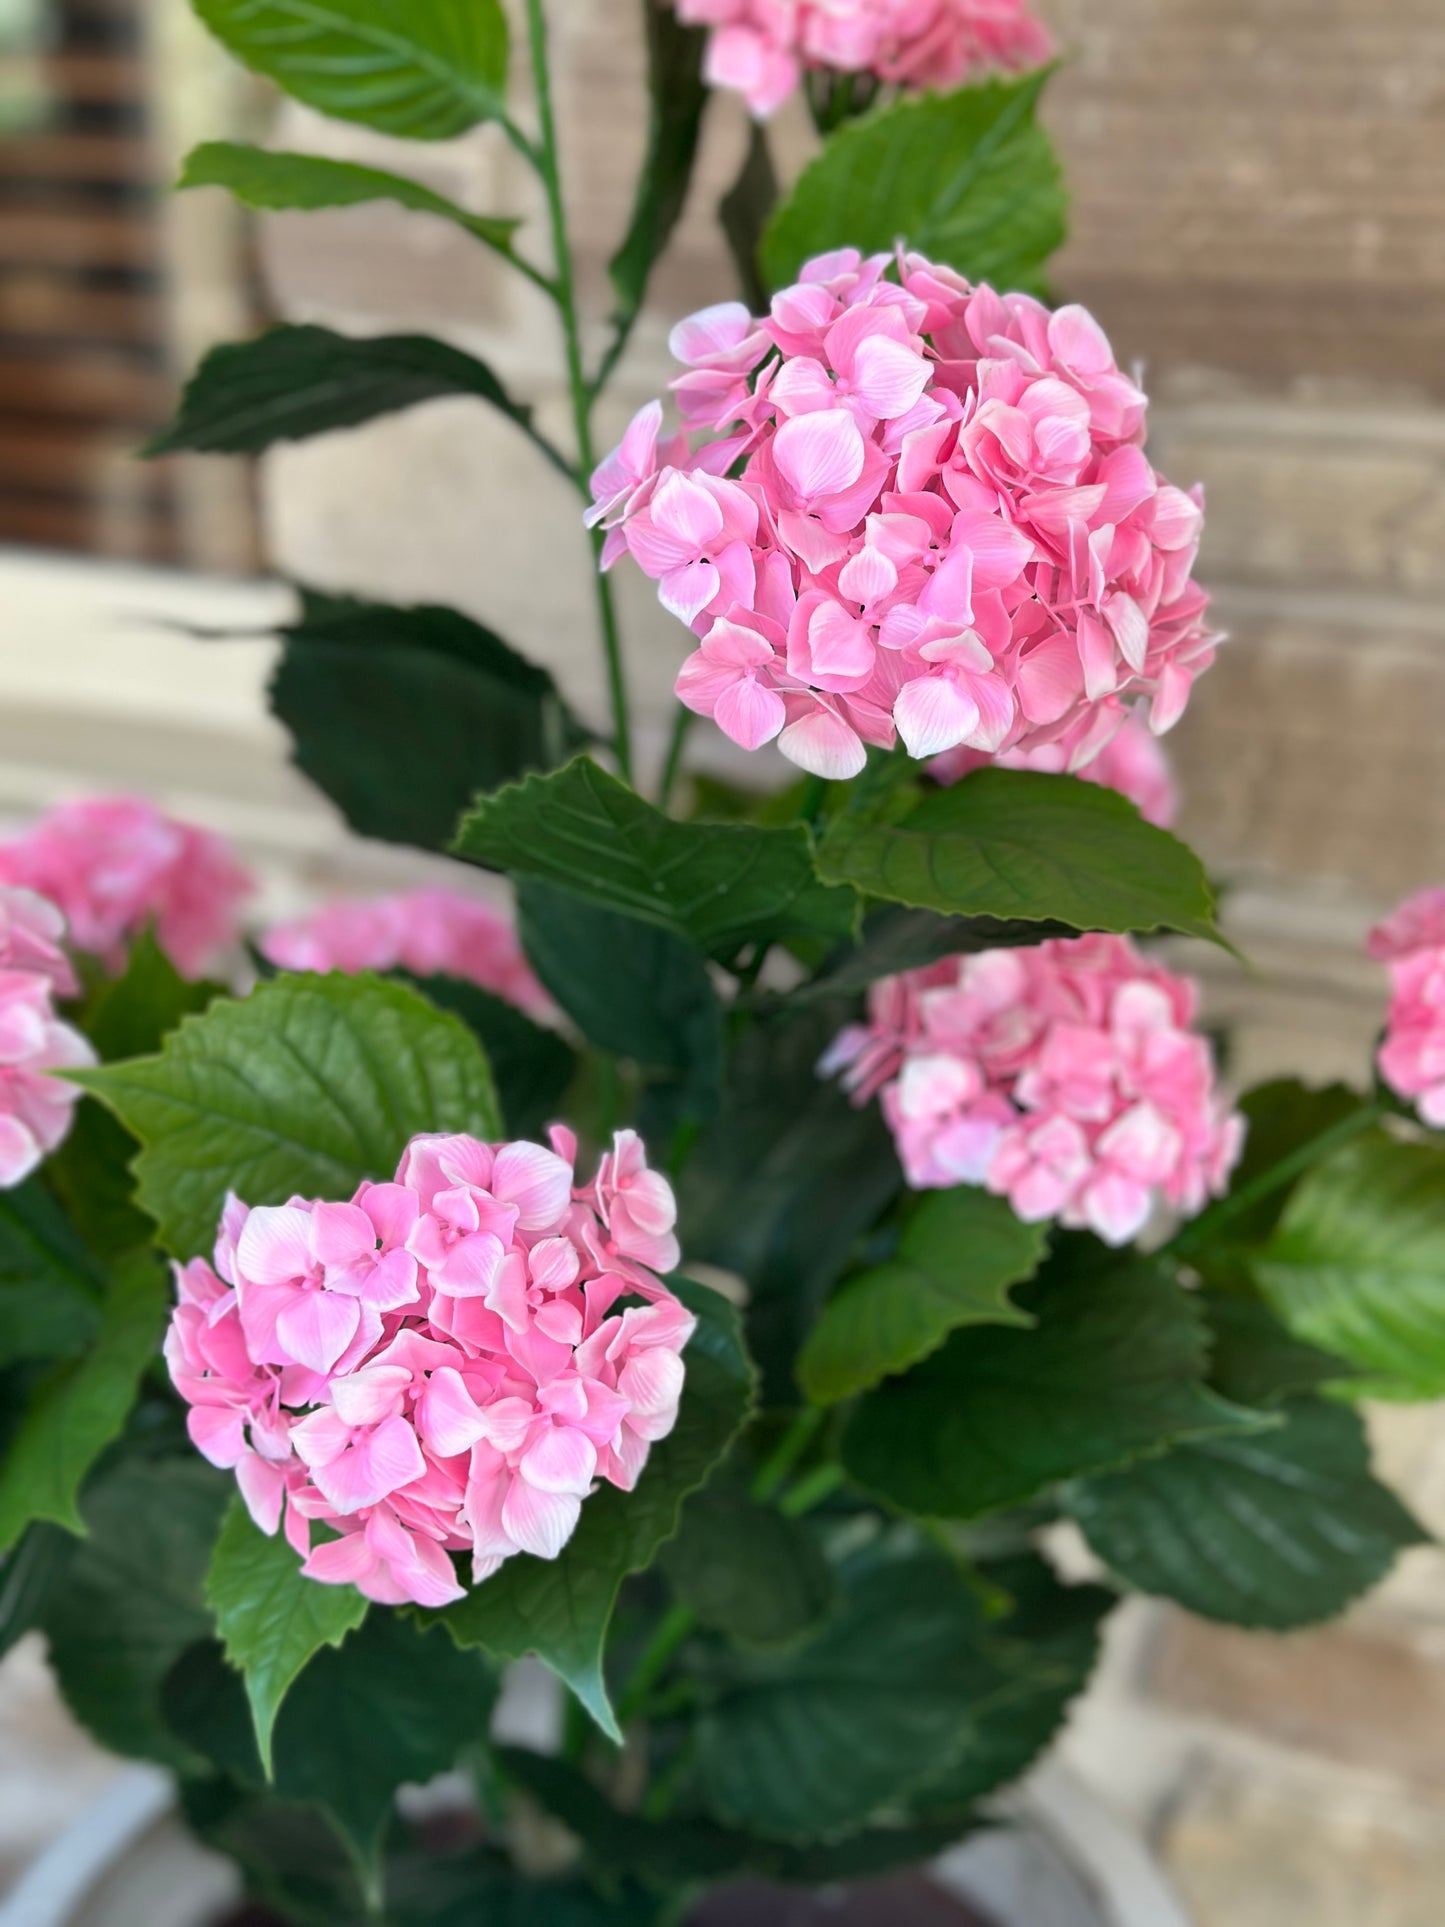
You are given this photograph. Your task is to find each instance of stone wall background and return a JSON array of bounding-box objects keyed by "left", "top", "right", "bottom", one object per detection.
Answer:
[{"left": 2, "top": 1, "right": 1445, "bottom": 1919}]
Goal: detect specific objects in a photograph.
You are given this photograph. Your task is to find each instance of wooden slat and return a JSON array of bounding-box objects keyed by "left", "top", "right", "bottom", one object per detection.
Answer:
[
  {"left": 0, "top": 354, "right": 168, "bottom": 421},
  {"left": 0, "top": 426, "right": 167, "bottom": 490},
  {"left": 0, "top": 274, "right": 162, "bottom": 344},
  {"left": 0, "top": 134, "right": 156, "bottom": 184},
  {"left": 0, "top": 208, "right": 160, "bottom": 270},
  {"left": 0, "top": 53, "right": 147, "bottom": 104},
  {"left": 0, "top": 490, "right": 179, "bottom": 560}
]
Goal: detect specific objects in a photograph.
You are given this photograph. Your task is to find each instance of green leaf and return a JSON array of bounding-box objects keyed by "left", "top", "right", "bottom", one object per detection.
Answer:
[
  {"left": 406, "top": 974, "right": 576, "bottom": 1143},
  {"left": 180, "top": 142, "right": 521, "bottom": 259},
  {"left": 167, "top": 1615, "right": 497, "bottom": 1881},
  {"left": 692, "top": 1546, "right": 1009, "bottom": 1841},
  {"left": 0, "top": 1253, "right": 168, "bottom": 1552},
  {"left": 74, "top": 972, "right": 501, "bottom": 1260},
  {"left": 435, "top": 1278, "right": 755, "bottom": 1740},
  {"left": 842, "top": 1257, "right": 1266, "bottom": 1520},
  {"left": 192, "top": 0, "right": 510, "bottom": 140},
  {"left": 270, "top": 597, "right": 582, "bottom": 851},
  {"left": 206, "top": 1500, "right": 368, "bottom": 1775},
  {"left": 720, "top": 120, "right": 779, "bottom": 314},
  {"left": 498, "top": 1746, "right": 962, "bottom": 1889},
  {"left": 50, "top": 930, "right": 220, "bottom": 1259},
  {"left": 456, "top": 758, "right": 859, "bottom": 963},
  {"left": 1178, "top": 1079, "right": 1375, "bottom": 1276},
  {"left": 1255, "top": 1132, "right": 1445, "bottom": 1400},
  {"left": 1063, "top": 1398, "right": 1424, "bottom": 1629},
  {"left": 802, "top": 902, "right": 1077, "bottom": 1000},
  {"left": 0, "top": 1525, "right": 70, "bottom": 1663},
  {"left": 147, "top": 325, "right": 548, "bottom": 461},
  {"left": 179, "top": 1779, "right": 373, "bottom": 1927},
  {"left": 517, "top": 879, "right": 722, "bottom": 1121},
  {"left": 798, "top": 1186, "right": 1043, "bottom": 1404},
  {"left": 1203, "top": 1293, "right": 1349, "bottom": 1410},
  {"left": 761, "top": 72, "right": 1065, "bottom": 296},
  {"left": 906, "top": 1553, "right": 1111, "bottom": 1817},
  {"left": 0, "top": 1179, "right": 104, "bottom": 1365},
  {"left": 675, "top": 1002, "right": 901, "bottom": 1402},
  {"left": 40, "top": 1458, "right": 230, "bottom": 1767},
  {"left": 816, "top": 770, "right": 1220, "bottom": 943},
  {"left": 659, "top": 1488, "right": 833, "bottom": 1647},
  {"left": 607, "top": 6, "right": 708, "bottom": 328}
]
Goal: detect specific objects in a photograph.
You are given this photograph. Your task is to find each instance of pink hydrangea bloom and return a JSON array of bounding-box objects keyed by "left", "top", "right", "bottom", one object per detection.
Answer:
[
  {"left": 165, "top": 1127, "right": 696, "bottom": 1608},
  {"left": 592, "top": 252, "right": 1220, "bottom": 781},
  {"left": 675, "top": 0, "right": 1053, "bottom": 118},
  {"left": 0, "top": 796, "right": 253, "bottom": 979},
  {"left": 931, "top": 712, "right": 1180, "bottom": 829},
  {"left": 824, "top": 934, "right": 1243, "bottom": 1245},
  {"left": 261, "top": 888, "right": 549, "bottom": 1019},
  {"left": 1368, "top": 889, "right": 1445, "bottom": 1127},
  {"left": 0, "top": 886, "right": 80, "bottom": 998},
  {"left": 0, "top": 886, "right": 95, "bottom": 1187}
]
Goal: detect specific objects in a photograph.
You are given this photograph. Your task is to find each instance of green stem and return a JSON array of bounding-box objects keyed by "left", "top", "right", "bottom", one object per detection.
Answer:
[
  {"left": 523, "top": 0, "right": 634, "bottom": 784},
  {"left": 657, "top": 706, "right": 695, "bottom": 811},
  {"left": 1170, "top": 1099, "right": 1384, "bottom": 1258},
  {"left": 780, "top": 1462, "right": 845, "bottom": 1518},
  {"left": 751, "top": 1405, "right": 824, "bottom": 1504},
  {"left": 615, "top": 1601, "right": 696, "bottom": 1727},
  {"left": 797, "top": 774, "right": 828, "bottom": 827}
]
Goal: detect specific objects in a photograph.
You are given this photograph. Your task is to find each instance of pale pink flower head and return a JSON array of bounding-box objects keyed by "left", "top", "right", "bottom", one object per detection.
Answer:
[
  {"left": 829, "top": 933, "right": 1242, "bottom": 1244},
  {"left": 0, "top": 796, "right": 253, "bottom": 979},
  {"left": 1370, "top": 888, "right": 1445, "bottom": 1127},
  {"left": 261, "top": 888, "right": 549, "bottom": 1020},
  {"left": 165, "top": 1127, "right": 696, "bottom": 1608},
  {"left": 0, "top": 965, "right": 95, "bottom": 1188},
  {"left": 593, "top": 251, "right": 1219, "bottom": 780},
  {"left": 931, "top": 712, "right": 1180, "bottom": 830},
  {"left": 1367, "top": 888, "right": 1445, "bottom": 964},
  {"left": 0, "top": 886, "right": 79, "bottom": 997},
  {"left": 674, "top": 0, "right": 1052, "bottom": 118}
]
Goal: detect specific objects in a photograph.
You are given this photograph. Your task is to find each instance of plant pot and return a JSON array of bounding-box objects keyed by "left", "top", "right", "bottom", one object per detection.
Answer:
[{"left": 0, "top": 1759, "right": 1190, "bottom": 1927}]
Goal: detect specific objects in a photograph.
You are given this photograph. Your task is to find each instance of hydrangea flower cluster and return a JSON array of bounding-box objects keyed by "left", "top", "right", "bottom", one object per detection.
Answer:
[
  {"left": 166, "top": 1128, "right": 694, "bottom": 1607},
  {"left": 590, "top": 251, "right": 1219, "bottom": 781},
  {"left": 0, "top": 795, "right": 253, "bottom": 979},
  {"left": 0, "top": 887, "right": 95, "bottom": 1187},
  {"left": 675, "top": 0, "right": 1053, "bottom": 119},
  {"left": 261, "top": 888, "right": 549, "bottom": 1019},
  {"left": 1368, "top": 888, "right": 1445, "bottom": 1127},
  {"left": 932, "top": 712, "right": 1180, "bottom": 829},
  {"left": 825, "top": 934, "right": 1244, "bottom": 1245}
]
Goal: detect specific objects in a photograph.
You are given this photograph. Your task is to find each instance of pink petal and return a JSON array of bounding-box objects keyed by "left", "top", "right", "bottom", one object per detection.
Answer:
[
  {"left": 669, "top": 302, "right": 753, "bottom": 366},
  {"left": 501, "top": 1477, "right": 582, "bottom": 1561},
  {"left": 715, "top": 676, "right": 786, "bottom": 751},
  {"left": 491, "top": 1141, "right": 573, "bottom": 1230},
  {"left": 312, "top": 1415, "right": 426, "bottom": 1515},
  {"left": 774, "top": 409, "right": 866, "bottom": 501},
  {"left": 236, "top": 1205, "right": 314, "bottom": 1288},
  {"left": 301, "top": 1530, "right": 375, "bottom": 1590},
  {"left": 187, "top": 1405, "right": 245, "bottom": 1469},
  {"left": 651, "top": 470, "right": 725, "bottom": 550},
  {"left": 274, "top": 1289, "right": 360, "bottom": 1375},
  {"left": 235, "top": 1454, "right": 287, "bottom": 1536},
  {"left": 838, "top": 545, "right": 899, "bottom": 607},
  {"left": 330, "top": 1361, "right": 412, "bottom": 1427},
  {"left": 771, "top": 356, "right": 838, "bottom": 417},
  {"left": 778, "top": 706, "right": 868, "bottom": 779},
  {"left": 660, "top": 560, "right": 721, "bottom": 627},
  {"left": 520, "top": 1424, "right": 598, "bottom": 1496},
  {"left": 850, "top": 336, "right": 931, "bottom": 420},
  {"left": 894, "top": 676, "right": 980, "bottom": 758},
  {"left": 308, "top": 1201, "right": 376, "bottom": 1269}
]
